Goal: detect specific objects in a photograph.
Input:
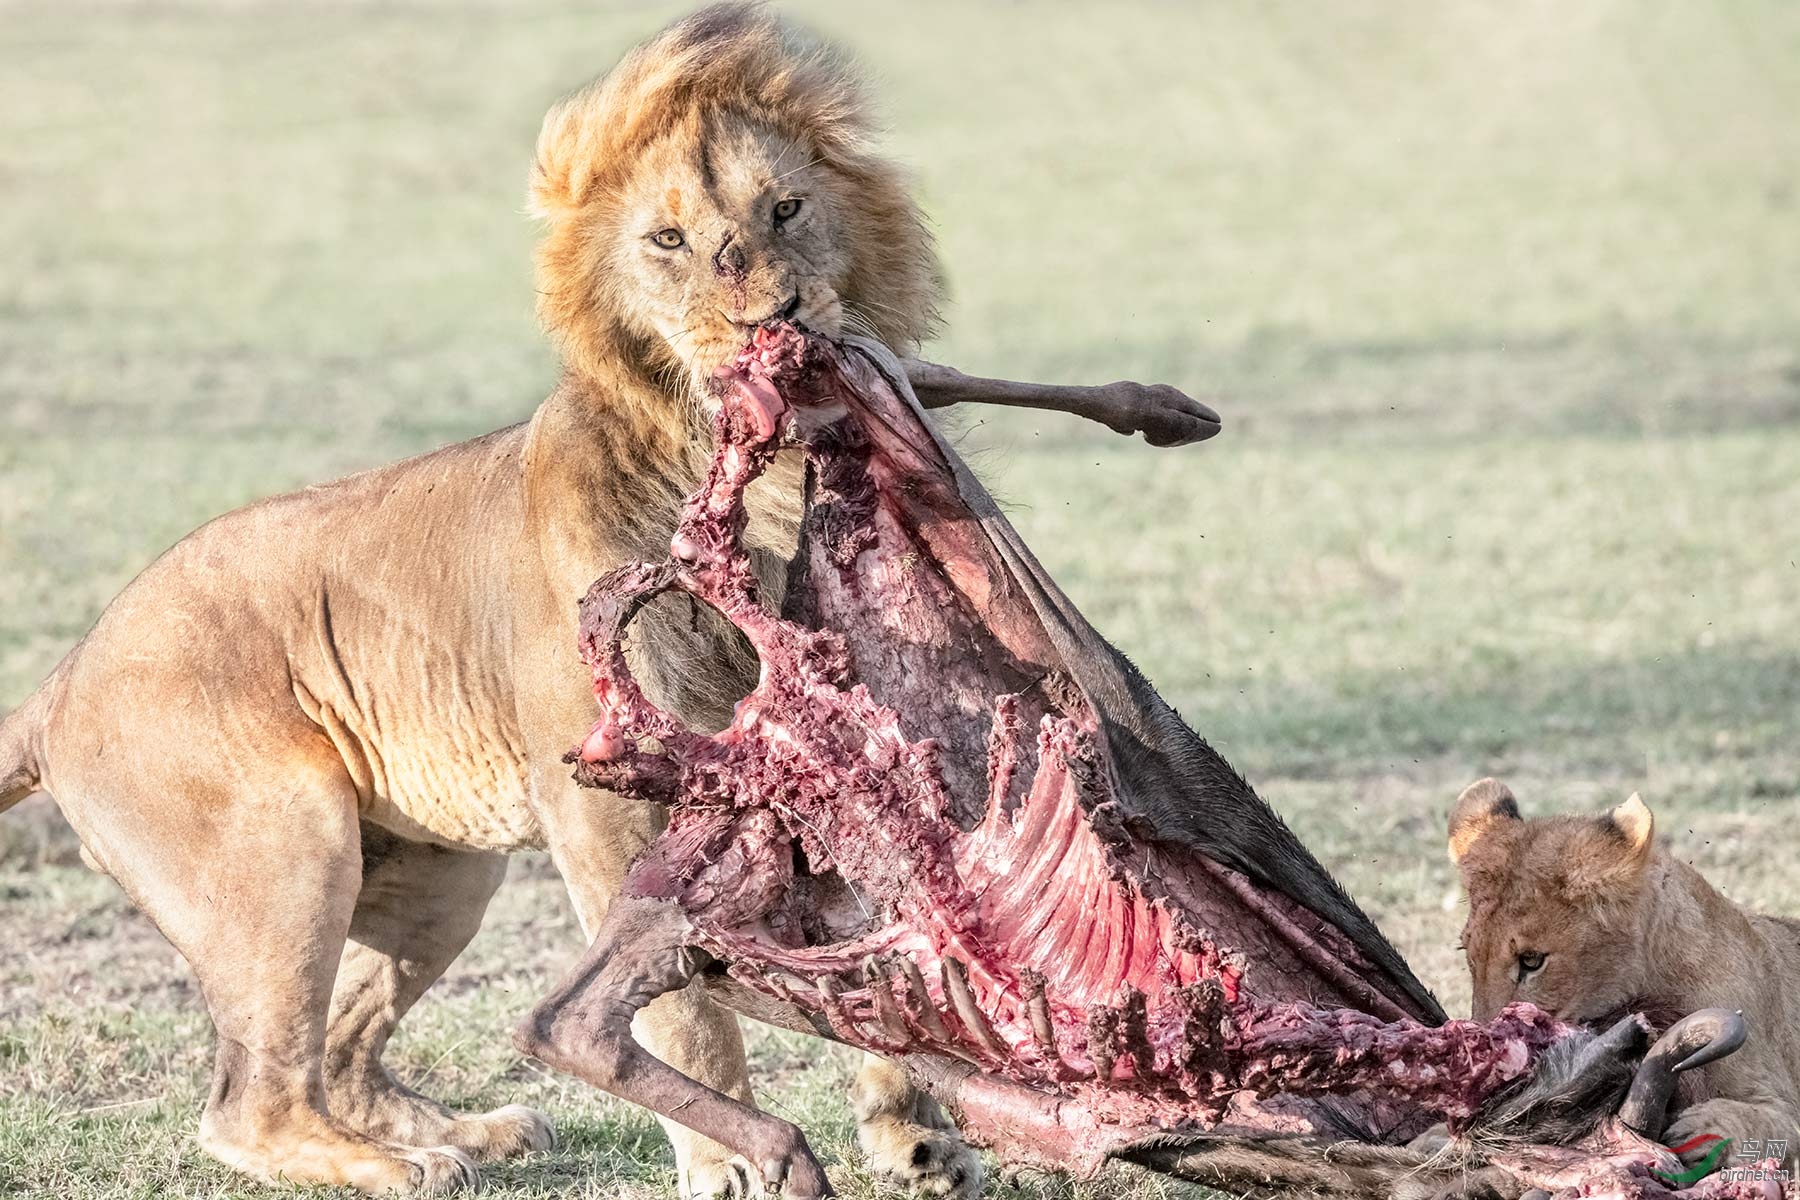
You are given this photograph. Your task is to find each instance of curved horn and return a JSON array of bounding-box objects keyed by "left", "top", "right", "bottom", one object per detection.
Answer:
[{"left": 1618, "top": 1008, "right": 1747, "bottom": 1139}]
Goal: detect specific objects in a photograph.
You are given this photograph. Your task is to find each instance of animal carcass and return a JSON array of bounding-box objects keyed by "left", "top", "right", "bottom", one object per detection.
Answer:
[{"left": 518, "top": 324, "right": 1759, "bottom": 1200}]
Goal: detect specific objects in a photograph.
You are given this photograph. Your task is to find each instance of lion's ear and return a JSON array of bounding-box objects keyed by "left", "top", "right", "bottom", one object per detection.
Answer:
[
  {"left": 1606, "top": 792, "right": 1656, "bottom": 864},
  {"left": 1448, "top": 778, "right": 1522, "bottom": 864},
  {"left": 529, "top": 96, "right": 592, "bottom": 219}
]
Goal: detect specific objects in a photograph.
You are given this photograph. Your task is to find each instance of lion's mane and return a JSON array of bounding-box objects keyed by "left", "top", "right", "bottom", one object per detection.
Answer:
[{"left": 528, "top": 3, "right": 942, "bottom": 393}]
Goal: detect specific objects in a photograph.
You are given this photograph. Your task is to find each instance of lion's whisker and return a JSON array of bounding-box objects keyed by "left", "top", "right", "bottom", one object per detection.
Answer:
[
  {"left": 847, "top": 296, "right": 908, "bottom": 322},
  {"left": 769, "top": 135, "right": 801, "bottom": 175},
  {"left": 769, "top": 154, "right": 821, "bottom": 184}
]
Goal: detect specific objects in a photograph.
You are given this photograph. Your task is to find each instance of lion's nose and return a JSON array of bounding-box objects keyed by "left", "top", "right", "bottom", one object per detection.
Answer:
[{"left": 712, "top": 237, "right": 748, "bottom": 280}]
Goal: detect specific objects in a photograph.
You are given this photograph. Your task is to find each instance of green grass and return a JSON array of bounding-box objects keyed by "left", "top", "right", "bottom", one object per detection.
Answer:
[{"left": 3, "top": 1, "right": 1799, "bottom": 1196}]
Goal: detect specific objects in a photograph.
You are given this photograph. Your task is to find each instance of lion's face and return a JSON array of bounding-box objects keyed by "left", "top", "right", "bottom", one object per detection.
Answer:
[
  {"left": 610, "top": 113, "right": 853, "bottom": 392},
  {"left": 530, "top": 6, "right": 940, "bottom": 414},
  {"left": 1448, "top": 779, "right": 1656, "bottom": 1022}
]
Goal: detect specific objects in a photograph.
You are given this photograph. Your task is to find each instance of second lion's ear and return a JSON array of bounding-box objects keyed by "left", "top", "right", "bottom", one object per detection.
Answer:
[
  {"left": 1448, "top": 778, "right": 1522, "bottom": 864},
  {"left": 1607, "top": 792, "right": 1656, "bottom": 864}
]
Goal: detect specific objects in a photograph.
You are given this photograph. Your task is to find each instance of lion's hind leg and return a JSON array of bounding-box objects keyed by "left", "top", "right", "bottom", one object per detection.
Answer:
[
  {"left": 173, "top": 772, "right": 479, "bottom": 1195},
  {"left": 323, "top": 826, "right": 554, "bottom": 1162},
  {"left": 56, "top": 745, "right": 478, "bottom": 1194}
]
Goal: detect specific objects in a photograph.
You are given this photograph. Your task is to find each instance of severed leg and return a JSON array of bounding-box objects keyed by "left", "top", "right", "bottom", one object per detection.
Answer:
[
  {"left": 513, "top": 896, "right": 833, "bottom": 1199},
  {"left": 900, "top": 358, "right": 1221, "bottom": 447}
]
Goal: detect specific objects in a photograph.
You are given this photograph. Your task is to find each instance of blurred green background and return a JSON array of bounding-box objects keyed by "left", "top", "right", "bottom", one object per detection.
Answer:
[{"left": 2, "top": 3, "right": 1797, "bottom": 1196}]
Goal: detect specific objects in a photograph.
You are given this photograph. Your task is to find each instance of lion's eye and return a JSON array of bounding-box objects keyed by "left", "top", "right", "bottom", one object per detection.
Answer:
[
  {"left": 1515, "top": 950, "right": 1547, "bottom": 981},
  {"left": 650, "top": 228, "right": 685, "bottom": 250},
  {"left": 772, "top": 197, "right": 802, "bottom": 223}
]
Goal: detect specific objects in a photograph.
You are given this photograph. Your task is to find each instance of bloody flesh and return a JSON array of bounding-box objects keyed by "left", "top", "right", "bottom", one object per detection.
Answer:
[
  {"left": 568, "top": 327, "right": 1554, "bottom": 1143},
  {"left": 560, "top": 325, "right": 1771, "bottom": 1198}
]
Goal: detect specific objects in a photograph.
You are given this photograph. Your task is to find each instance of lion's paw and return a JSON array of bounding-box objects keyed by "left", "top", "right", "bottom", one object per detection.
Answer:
[
  {"left": 403, "top": 1145, "right": 481, "bottom": 1194},
  {"left": 468, "top": 1104, "right": 555, "bottom": 1161},
  {"left": 680, "top": 1152, "right": 757, "bottom": 1199},
  {"left": 861, "top": 1115, "right": 982, "bottom": 1198},
  {"left": 1662, "top": 1098, "right": 1785, "bottom": 1169}
]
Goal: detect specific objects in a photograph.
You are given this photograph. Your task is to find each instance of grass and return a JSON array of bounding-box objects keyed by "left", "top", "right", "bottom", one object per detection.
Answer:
[{"left": 3, "top": 1, "right": 1799, "bottom": 1196}]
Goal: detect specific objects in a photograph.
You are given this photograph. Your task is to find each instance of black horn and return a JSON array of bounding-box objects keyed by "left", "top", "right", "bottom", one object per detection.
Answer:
[{"left": 1618, "top": 1008, "right": 1748, "bottom": 1140}]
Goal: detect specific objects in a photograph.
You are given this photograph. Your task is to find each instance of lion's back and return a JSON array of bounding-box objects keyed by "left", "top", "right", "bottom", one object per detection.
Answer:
[{"left": 40, "top": 423, "right": 544, "bottom": 847}]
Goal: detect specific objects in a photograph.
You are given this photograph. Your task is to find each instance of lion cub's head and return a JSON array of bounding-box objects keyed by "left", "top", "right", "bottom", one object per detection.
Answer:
[
  {"left": 1448, "top": 778, "right": 1661, "bottom": 1022},
  {"left": 529, "top": 4, "right": 940, "bottom": 401}
]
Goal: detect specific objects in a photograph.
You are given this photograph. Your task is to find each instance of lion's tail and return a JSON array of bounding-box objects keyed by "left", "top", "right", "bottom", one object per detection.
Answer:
[{"left": 0, "top": 677, "right": 56, "bottom": 814}]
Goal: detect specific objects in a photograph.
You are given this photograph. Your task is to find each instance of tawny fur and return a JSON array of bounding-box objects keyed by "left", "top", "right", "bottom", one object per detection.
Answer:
[
  {"left": 530, "top": 2, "right": 939, "bottom": 403},
  {"left": 1450, "top": 778, "right": 1800, "bottom": 1168},
  {"left": 0, "top": 5, "right": 1214, "bottom": 1195},
  {"left": 853, "top": 1064, "right": 983, "bottom": 1198}
]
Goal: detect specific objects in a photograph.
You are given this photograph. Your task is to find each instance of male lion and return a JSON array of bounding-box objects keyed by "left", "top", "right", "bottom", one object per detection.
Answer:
[
  {"left": 0, "top": 5, "right": 1217, "bottom": 1196},
  {"left": 1449, "top": 778, "right": 1800, "bottom": 1169}
]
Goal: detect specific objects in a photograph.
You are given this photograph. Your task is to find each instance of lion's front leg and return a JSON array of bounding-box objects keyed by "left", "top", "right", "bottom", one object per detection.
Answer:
[
  {"left": 515, "top": 895, "right": 833, "bottom": 1199},
  {"left": 853, "top": 1055, "right": 981, "bottom": 1199},
  {"left": 901, "top": 358, "right": 1221, "bottom": 447}
]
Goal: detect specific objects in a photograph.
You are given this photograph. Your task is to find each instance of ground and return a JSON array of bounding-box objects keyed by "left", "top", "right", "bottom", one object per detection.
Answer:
[{"left": 2, "top": 2, "right": 1798, "bottom": 1197}]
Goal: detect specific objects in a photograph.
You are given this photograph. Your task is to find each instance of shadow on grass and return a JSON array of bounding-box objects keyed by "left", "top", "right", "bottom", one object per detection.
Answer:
[{"left": 1167, "top": 637, "right": 1800, "bottom": 789}]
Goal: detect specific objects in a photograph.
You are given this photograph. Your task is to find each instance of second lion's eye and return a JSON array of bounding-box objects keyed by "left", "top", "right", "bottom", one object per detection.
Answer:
[
  {"left": 773, "top": 197, "right": 802, "bottom": 223},
  {"left": 650, "top": 228, "right": 685, "bottom": 249}
]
